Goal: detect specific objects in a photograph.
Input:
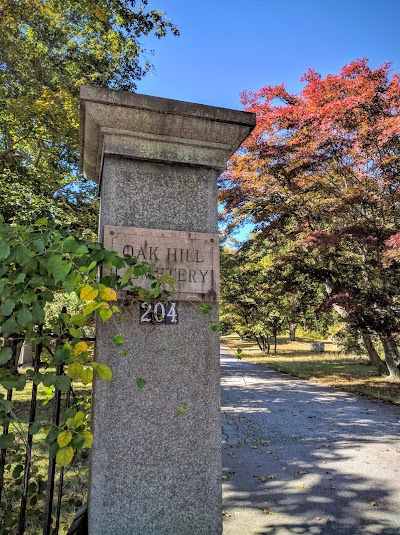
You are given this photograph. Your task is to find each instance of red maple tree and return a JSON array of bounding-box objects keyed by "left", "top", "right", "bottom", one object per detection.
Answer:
[{"left": 220, "top": 59, "right": 400, "bottom": 377}]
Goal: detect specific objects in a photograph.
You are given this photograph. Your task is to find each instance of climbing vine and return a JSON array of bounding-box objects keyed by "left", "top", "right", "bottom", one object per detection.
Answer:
[{"left": 0, "top": 216, "right": 173, "bottom": 533}]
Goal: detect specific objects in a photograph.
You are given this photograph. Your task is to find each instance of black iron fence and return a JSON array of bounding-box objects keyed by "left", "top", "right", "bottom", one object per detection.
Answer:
[{"left": 0, "top": 331, "right": 91, "bottom": 535}]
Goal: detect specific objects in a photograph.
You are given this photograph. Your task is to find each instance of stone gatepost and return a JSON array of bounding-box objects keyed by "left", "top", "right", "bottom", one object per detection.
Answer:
[{"left": 80, "top": 86, "right": 255, "bottom": 535}]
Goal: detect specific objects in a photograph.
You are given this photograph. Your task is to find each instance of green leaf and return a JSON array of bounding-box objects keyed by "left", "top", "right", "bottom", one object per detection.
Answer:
[
  {"left": 16, "top": 246, "right": 31, "bottom": 265},
  {"left": 63, "top": 407, "right": 77, "bottom": 420},
  {"left": 42, "top": 373, "right": 56, "bottom": 387},
  {"left": 121, "top": 349, "right": 130, "bottom": 357},
  {"left": 31, "top": 301, "right": 45, "bottom": 324},
  {"left": 14, "top": 272, "right": 26, "bottom": 284},
  {"left": 200, "top": 304, "right": 213, "bottom": 315},
  {"left": 56, "top": 445, "right": 74, "bottom": 466},
  {"left": 12, "top": 464, "right": 24, "bottom": 478},
  {"left": 49, "top": 442, "right": 59, "bottom": 459},
  {"left": 53, "top": 260, "right": 73, "bottom": 284},
  {"left": 32, "top": 373, "right": 43, "bottom": 385},
  {"left": 0, "top": 433, "right": 15, "bottom": 449},
  {"left": 53, "top": 346, "right": 70, "bottom": 365},
  {"left": 29, "top": 422, "right": 41, "bottom": 436},
  {"left": 0, "top": 347, "right": 12, "bottom": 365},
  {"left": 1, "top": 373, "right": 26, "bottom": 390},
  {"left": 62, "top": 236, "right": 78, "bottom": 253},
  {"left": 1, "top": 316, "right": 17, "bottom": 337},
  {"left": 17, "top": 306, "right": 33, "bottom": 327},
  {"left": 32, "top": 239, "right": 45, "bottom": 253},
  {"left": 112, "top": 334, "right": 125, "bottom": 347},
  {"left": 150, "top": 281, "right": 161, "bottom": 298},
  {"left": 133, "top": 264, "right": 150, "bottom": 276},
  {"left": 94, "top": 363, "right": 112, "bottom": 381},
  {"left": 34, "top": 218, "right": 48, "bottom": 226},
  {"left": 99, "top": 308, "right": 112, "bottom": 322},
  {"left": 121, "top": 267, "right": 133, "bottom": 286},
  {"left": 29, "top": 275, "right": 44, "bottom": 288},
  {"left": 75, "top": 244, "right": 89, "bottom": 256},
  {"left": 55, "top": 375, "right": 72, "bottom": 392},
  {"left": 66, "top": 418, "right": 75, "bottom": 429},
  {"left": 45, "top": 426, "right": 60, "bottom": 445},
  {"left": 65, "top": 272, "right": 81, "bottom": 293},
  {"left": 69, "top": 327, "right": 82, "bottom": 338},
  {"left": 70, "top": 314, "right": 86, "bottom": 326},
  {"left": 136, "top": 377, "right": 147, "bottom": 389},
  {"left": 21, "top": 291, "right": 38, "bottom": 305},
  {"left": 0, "top": 239, "right": 10, "bottom": 260},
  {"left": 0, "top": 299, "right": 15, "bottom": 316}
]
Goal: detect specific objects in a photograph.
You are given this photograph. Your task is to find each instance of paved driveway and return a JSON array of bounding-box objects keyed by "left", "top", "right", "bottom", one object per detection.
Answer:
[{"left": 221, "top": 347, "right": 400, "bottom": 534}]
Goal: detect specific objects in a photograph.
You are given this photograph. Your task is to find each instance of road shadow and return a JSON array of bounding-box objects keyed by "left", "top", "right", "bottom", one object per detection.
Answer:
[{"left": 221, "top": 351, "right": 400, "bottom": 535}]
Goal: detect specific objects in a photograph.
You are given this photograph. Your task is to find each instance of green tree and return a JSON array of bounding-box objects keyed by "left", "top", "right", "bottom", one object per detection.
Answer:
[
  {"left": 221, "top": 236, "right": 325, "bottom": 353},
  {"left": 0, "top": 0, "right": 178, "bottom": 230}
]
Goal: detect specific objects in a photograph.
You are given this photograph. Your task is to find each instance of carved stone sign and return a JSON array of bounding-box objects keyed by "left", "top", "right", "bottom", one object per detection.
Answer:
[{"left": 104, "top": 225, "right": 220, "bottom": 301}]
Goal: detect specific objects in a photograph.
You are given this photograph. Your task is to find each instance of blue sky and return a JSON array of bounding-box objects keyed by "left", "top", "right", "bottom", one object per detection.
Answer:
[
  {"left": 136, "top": 0, "right": 400, "bottom": 240},
  {"left": 137, "top": 0, "right": 400, "bottom": 110}
]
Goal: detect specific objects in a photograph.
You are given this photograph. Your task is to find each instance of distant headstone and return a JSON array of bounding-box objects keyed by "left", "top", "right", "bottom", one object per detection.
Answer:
[
  {"left": 80, "top": 86, "right": 255, "bottom": 535},
  {"left": 311, "top": 343, "right": 325, "bottom": 352},
  {"left": 18, "top": 342, "right": 33, "bottom": 367}
]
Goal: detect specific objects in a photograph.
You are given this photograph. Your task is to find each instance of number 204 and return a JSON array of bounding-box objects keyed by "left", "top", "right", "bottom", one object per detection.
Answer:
[{"left": 140, "top": 302, "right": 178, "bottom": 324}]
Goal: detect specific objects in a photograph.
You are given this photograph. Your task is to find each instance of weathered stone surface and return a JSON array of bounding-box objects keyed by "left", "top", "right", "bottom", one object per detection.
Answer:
[
  {"left": 90, "top": 304, "right": 221, "bottom": 535},
  {"left": 81, "top": 87, "right": 255, "bottom": 535},
  {"left": 104, "top": 226, "right": 220, "bottom": 301},
  {"left": 80, "top": 85, "right": 256, "bottom": 182}
]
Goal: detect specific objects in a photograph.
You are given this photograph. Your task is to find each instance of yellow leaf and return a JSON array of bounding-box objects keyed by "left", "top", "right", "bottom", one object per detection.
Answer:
[
  {"left": 56, "top": 445, "right": 74, "bottom": 467},
  {"left": 99, "top": 287, "right": 117, "bottom": 301},
  {"left": 57, "top": 430, "right": 72, "bottom": 447},
  {"left": 83, "top": 302, "right": 102, "bottom": 315},
  {"left": 67, "top": 362, "right": 84, "bottom": 379},
  {"left": 80, "top": 367, "right": 94, "bottom": 385},
  {"left": 73, "top": 411, "right": 85, "bottom": 427},
  {"left": 80, "top": 285, "right": 98, "bottom": 301},
  {"left": 81, "top": 430, "right": 93, "bottom": 449},
  {"left": 74, "top": 341, "right": 88, "bottom": 353}
]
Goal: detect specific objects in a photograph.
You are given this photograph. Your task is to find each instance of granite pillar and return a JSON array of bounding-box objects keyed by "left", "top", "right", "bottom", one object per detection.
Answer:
[{"left": 79, "top": 86, "right": 255, "bottom": 535}]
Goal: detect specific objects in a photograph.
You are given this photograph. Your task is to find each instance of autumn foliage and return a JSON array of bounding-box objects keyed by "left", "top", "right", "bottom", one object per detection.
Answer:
[{"left": 220, "top": 59, "right": 400, "bottom": 377}]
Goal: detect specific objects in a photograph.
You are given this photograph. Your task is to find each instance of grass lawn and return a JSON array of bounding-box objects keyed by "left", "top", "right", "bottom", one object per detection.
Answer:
[
  {"left": 221, "top": 333, "right": 400, "bottom": 405},
  {"left": 1, "top": 377, "right": 90, "bottom": 534}
]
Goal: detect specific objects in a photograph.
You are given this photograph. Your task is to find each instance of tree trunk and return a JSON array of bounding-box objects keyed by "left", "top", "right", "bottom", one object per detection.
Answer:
[
  {"left": 380, "top": 335, "right": 400, "bottom": 379},
  {"left": 289, "top": 323, "right": 297, "bottom": 342},
  {"left": 255, "top": 335, "right": 270, "bottom": 354},
  {"left": 273, "top": 325, "right": 278, "bottom": 354},
  {"left": 361, "top": 332, "right": 388, "bottom": 376}
]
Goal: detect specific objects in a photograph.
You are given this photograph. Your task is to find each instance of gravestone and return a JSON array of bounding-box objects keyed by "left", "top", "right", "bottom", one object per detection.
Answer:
[
  {"left": 18, "top": 342, "right": 33, "bottom": 367},
  {"left": 310, "top": 342, "right": 325, "bottom": 352},
  {"left": 80, "top": 86, "right": 255, "bottom": 535}
]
